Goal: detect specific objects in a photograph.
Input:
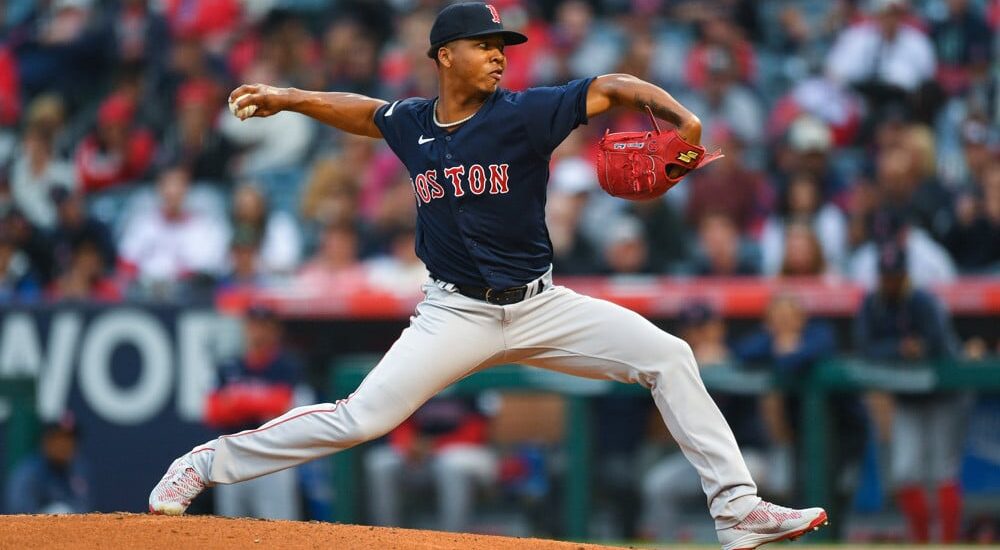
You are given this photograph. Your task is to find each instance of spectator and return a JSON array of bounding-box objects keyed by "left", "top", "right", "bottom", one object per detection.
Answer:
[
  {"left": 118, "top": 166, "right": 228, "bottom": 298},
  {"left": 546, "top": 157, "right": 600, "bottom": 275},
  {"left": 10, "top": 124, "right": 77, "bottom": 230},
  {"left": 761, "top": 171, "right": 848, "bottom": 276},
  {"left": 854, "top": 242, "right": 969, "bottom": 543},
  {"left": 320, "top": 16, "right": 382, "bottom": 97},
  {"left": 0, "top": 232, "right": 42, "bottom": 303},
  {"left": 957, "top": 116, "right": 997, "bottom": 190},
  {"left": 162, "top": 0, "right": 240, "bottom": 53},
  {"left": 217, "top": 95, "right": 315, "bottom": 178},
  {"left": 775, "top": 221, "right": 831, "bottom": 278},
  {"left": 364, "top": 396, "right": 497, "bottom": 532},
  {"left": 230, "top": 182, "right": 302, "bottom": 275},
  {"left": 640, "top": 302, "right": 772, "bottom": 542},
  {"left": 685, "top": 14, "right": 757, "bottom": 90},
  {"left": 775, "top": 116, "right": 848, "bottom": 204},
  {"left": 157, "top": 78, "right": 235, "bottom": 182},
  {"left": 0, "top": 46, "right": 19, "bottom": 127},
  {"left": 13, "top": 0, "right": 112, "bottom": 111},
  {"left": 205, "top": 305, "right": 303, "bottom": 519},
  {"left": 944, "top": 161, "right": 1000, "bottom": 272},
  {"left": 110, "top": 0, "right": 171, "bottom": 75},
  {"left": 3, "top": 208, "right": 55, "bottom": 285},
  {"left": 600, "top": 216, "right": 652, "bottom": 275},
  {"left": 164, "top": 35, "right": 225, "bottom": 95},
  {"left": 678, "top": 46, "right": 765, "bottom": 146},
  {"left": 296, "top": 222, "right": 366, "bottom": 293},
  {"left": 825, "top": 0, "right": 937, "bottom": 122},
  {"left": 377, "top": 9, "right": 439, "bottom": 100},
  {"left": 47, "top": 238, "right": 121, "bottom": 302},
  {"left": 235, "top": 10, "right": 318, "bottom": 89},
  {"left": 691, "top": 212, "right": 758, "bottom": 276},
  {"left": 22, "top": 94, "right": 73, "bottom": 160},
  {"left": 930, "top": 0, "right": 993, "bottom": 95},
  {"left": 768, "top": 76, "right": 863, "bottom": 148},
  {"left": 899, "top": 125, "right": 954, "bottom": 241},
  {"left": 848, "top": 208, "right": 957, "bottom": 289},
  {"left": 50, "top": 188, "right": 116, "bottom": 276},
  {"left": 217, "top": 229, "right": 266, "bottom": 291},
  {"left": 684, "top": 127, "right": 768, "bottom": 234},
  {"left": 628, "top": 195, "right": 690, "bottom": 274},
  {"left": 365, "top": 223, "right": 429, "bottom": 295},
  {"left": 4, "top": 415, "right": 90, "bottom": 514},
  {"left": 300, "top": 155, "right": 360, "bottom": 229},
  {"left": 74, "top": 92, "right": 156, "bottom": 192},
  {"left": 547, "top": 0, "right": 621, "bottom": 82}
]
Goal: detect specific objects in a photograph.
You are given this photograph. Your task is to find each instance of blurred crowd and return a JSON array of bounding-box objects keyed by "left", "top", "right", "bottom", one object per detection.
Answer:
[{"left": 0, "top": 0, "right": 997, "bottom": 304}]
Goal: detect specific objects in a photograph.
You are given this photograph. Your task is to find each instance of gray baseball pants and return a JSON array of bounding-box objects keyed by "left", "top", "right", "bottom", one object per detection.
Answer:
[{"left": 192, "top": 272, "right": 760, "bottom": 528}]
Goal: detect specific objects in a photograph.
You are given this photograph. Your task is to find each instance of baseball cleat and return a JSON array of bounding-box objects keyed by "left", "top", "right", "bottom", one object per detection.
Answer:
[
  {"left": 717, "top": 500, "right": 828, "bottom": 550},
  {"left": 148, "top": 453, "right": 209, "bottom": 515}
]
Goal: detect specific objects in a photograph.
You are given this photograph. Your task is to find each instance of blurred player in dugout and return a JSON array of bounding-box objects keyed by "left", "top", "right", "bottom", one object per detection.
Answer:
[
  {"left": 364, "top": 396, "right": 497, "bottom": 532},
  {"left": 204, "top": 304, "right": 305, "bottom": 520},
  {"left": 855, "top": 241, "right": 971, "bottom": 543},
  {"left": 4, "top": 413, "right": 91, "bottom": 514}
]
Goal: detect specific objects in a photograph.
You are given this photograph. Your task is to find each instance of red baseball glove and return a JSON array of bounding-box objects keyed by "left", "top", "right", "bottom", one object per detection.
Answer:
[{"left": 596, "top": 107, "right": 724, "bottom": 200}]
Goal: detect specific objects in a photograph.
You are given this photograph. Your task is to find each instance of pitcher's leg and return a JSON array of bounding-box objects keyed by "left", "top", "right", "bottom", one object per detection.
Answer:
[
  {"left": 206, "top": 294, "right": 504, "bottom": 484},
  {"left": 509, "top": 288, "right": 758, "bottom": 528},
  {"left": 150, "top": 287, "right": 506, "bottom": 515}
]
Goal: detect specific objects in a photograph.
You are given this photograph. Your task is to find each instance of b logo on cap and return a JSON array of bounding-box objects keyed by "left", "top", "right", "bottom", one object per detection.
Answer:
[{"left": 486, "top": 4, "right": 501, "bottom": 23}]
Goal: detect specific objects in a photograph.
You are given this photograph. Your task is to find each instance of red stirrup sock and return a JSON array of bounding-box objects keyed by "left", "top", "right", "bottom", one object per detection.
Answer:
[
  {"left": 938, "top": 482, "right": 963, "bottom": 543},
  {"left": 897, "top": 486, "right": 930, "bottom": 543}
]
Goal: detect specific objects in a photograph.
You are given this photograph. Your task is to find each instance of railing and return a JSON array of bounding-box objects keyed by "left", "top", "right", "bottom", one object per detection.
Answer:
[
  {"left": 0, "top": 379, "right": 39, "bottom": 474},
  {"left": 218, "top": 276, "right": 1000, "bottom": 319},
  {"left": 328, "top": 356, "right": 1000, "bottom": 540}
]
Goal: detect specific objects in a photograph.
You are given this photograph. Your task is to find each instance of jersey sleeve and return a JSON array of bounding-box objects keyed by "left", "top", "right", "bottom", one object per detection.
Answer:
[
  {"left": 517, "top": 77, "right": 596, "bottom": 156},
  {"left": 373, "top": 98, "right": 419, "bottom": 154}
]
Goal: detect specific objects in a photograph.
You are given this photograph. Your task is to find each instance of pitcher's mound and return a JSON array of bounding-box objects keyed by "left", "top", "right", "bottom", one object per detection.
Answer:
[{"left": 3, "top": 513, "right": 629, "bottom": 549}]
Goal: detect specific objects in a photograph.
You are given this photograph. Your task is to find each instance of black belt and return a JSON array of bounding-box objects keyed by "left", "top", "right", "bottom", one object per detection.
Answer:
[{"left": 451, "top": 281, "right": 545, "bottom": 305}]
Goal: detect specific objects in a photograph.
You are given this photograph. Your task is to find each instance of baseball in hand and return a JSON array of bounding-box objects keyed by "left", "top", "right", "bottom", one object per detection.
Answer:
[{"left": 229, "top": 94, "right": 257, "bottom": 119}]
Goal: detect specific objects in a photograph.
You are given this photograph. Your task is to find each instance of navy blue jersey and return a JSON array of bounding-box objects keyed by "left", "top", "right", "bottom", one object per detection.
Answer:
[{"left": 373, "top": 77, "right": 595, "bottom": 289}]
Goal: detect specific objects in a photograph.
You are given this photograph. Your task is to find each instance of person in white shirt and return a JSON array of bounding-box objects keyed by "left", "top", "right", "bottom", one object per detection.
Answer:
[
  {"left": 848, "top": 209, "right": 956, "bottom": 289},
  {"left": 761, "top": 172, "right": 847, "bottom": 276},
  {"left": 118, "top": 166, "right": 228, "bottom": 297},
  {"left": 825, "top": 0, "right": 936, "bottom": 93},
  {"left": 10, "top": 125, "right": 76, "bottom": 230}
]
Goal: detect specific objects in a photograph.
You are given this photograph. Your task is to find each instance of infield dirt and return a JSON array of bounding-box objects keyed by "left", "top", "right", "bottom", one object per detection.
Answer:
[{"left": 1, "top": 513, "right": 628, "bottom": 549}]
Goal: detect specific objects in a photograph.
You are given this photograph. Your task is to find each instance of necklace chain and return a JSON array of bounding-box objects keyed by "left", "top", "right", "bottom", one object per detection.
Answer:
[{"left": 433, "top": 100, "right": 477, "bottom": 128}]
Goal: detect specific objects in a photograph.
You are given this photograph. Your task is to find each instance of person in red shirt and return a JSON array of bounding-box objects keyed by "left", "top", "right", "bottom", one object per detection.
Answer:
[
  {"left": 74, "top": 93, "right": 156, "bottom": 192},
  {"left": 0, "top": 47, "right": 20, "bottom": 127}
]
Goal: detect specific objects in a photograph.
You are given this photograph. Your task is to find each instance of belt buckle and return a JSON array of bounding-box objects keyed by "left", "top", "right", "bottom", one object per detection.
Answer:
[{"left": 484, "top": 288, "right": 496, "bottom": 304}]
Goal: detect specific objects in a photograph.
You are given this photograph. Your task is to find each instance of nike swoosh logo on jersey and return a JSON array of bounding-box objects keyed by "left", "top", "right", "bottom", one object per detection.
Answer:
[
  {"left": 418, "top": 135, "right": 435, "bottom": 144},
  {"left": 385, "top": 101, "right": 399, "bottom": 116}
]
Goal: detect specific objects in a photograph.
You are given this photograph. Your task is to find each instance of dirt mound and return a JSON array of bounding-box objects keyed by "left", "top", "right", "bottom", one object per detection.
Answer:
[{"left": 2, "top": 513, "right": 630, "bottom": 550}]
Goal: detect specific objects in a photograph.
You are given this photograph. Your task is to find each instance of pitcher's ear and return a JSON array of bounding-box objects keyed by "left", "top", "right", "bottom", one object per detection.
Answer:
[{"left": 437, "top": 46, "right": 453, "bottom": 68}]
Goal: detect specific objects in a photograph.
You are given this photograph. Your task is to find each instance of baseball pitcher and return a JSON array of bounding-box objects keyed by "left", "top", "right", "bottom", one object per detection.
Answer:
[{"left": 150, "top": 4, "right": 827, "bottom": 548}]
